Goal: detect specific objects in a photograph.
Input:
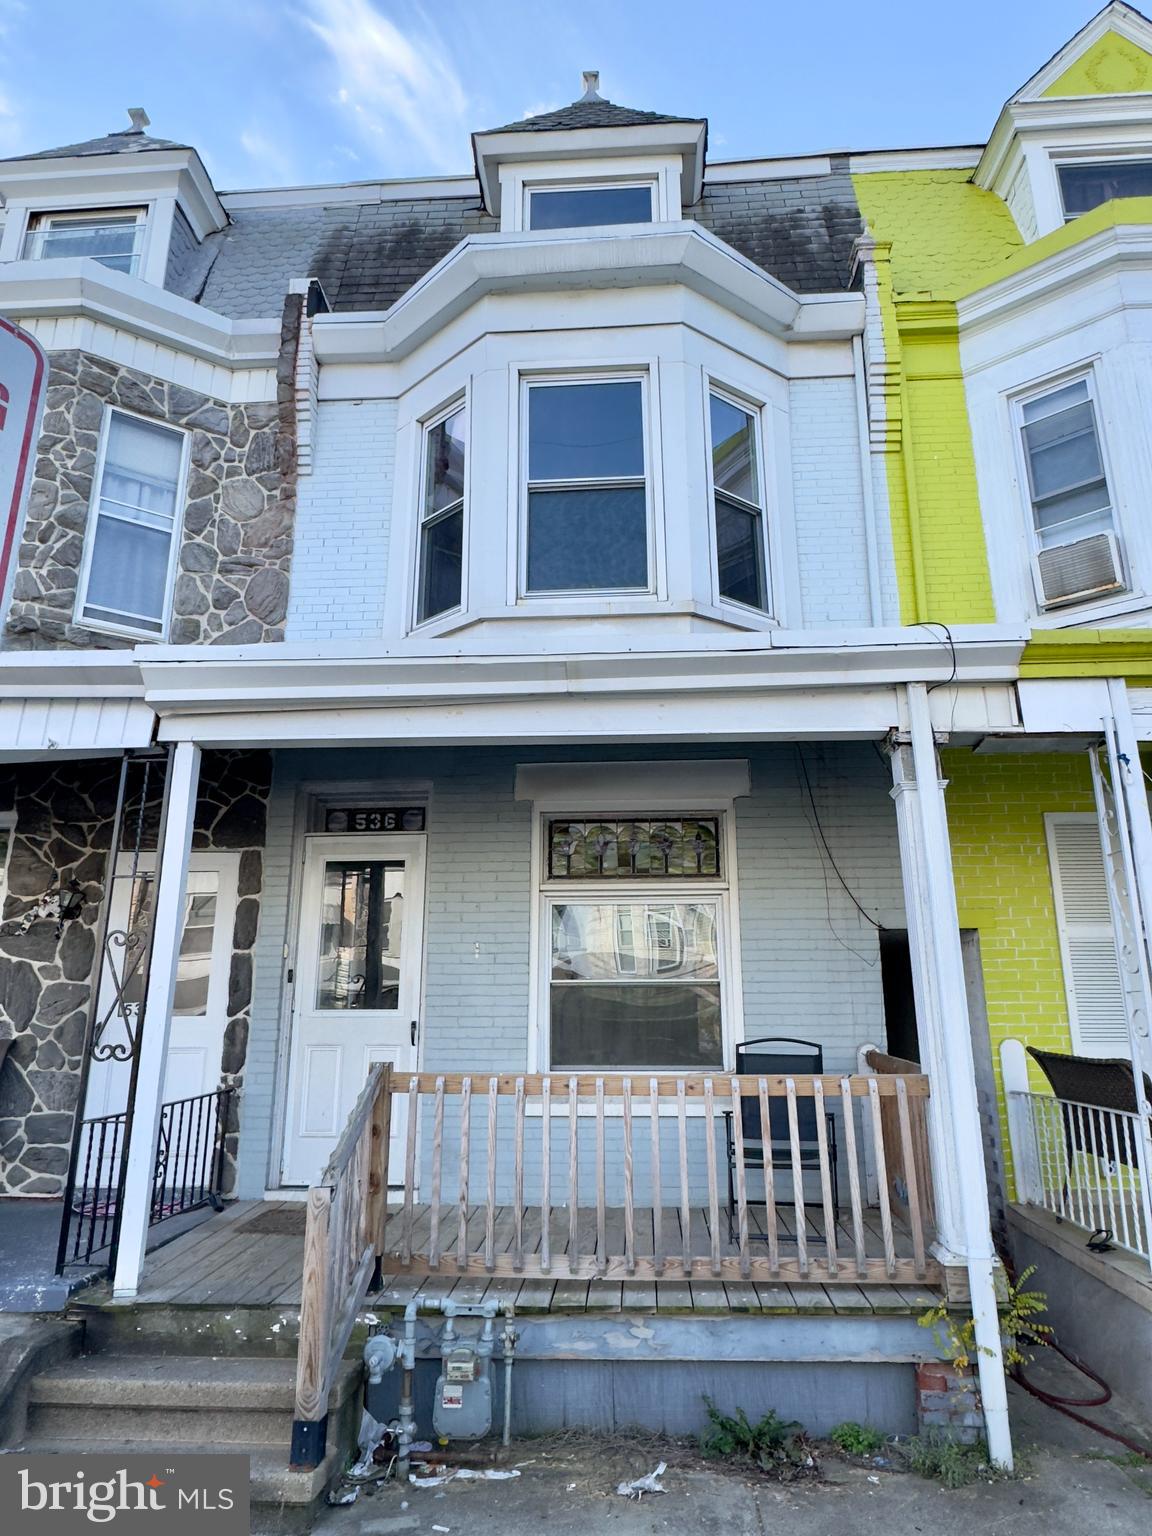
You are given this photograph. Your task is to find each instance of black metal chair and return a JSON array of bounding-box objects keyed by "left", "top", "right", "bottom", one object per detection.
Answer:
[{"left": 723, "top": 1037, "right": 839, "bottom": 1243}]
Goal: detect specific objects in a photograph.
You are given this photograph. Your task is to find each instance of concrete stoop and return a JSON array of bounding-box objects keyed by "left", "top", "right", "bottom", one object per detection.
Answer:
[{"left": 14, "top": 1355, "right": 363, "bottom": 1534}]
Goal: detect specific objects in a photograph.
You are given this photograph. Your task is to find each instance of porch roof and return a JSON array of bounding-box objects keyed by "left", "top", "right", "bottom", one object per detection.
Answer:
[{"left": 0, "top": 651, "right": 154, "bottom": 759}]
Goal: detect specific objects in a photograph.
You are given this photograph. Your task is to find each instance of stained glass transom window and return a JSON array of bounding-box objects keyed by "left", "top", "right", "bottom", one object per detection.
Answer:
[{"left": 548, "top": 818, "right": 721, "bottom": 880}]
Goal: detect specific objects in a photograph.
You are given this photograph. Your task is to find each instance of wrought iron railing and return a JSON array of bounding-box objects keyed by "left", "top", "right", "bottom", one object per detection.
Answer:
[{"left": 58, "top": 1087, "right": 234, "bottom": 1268}]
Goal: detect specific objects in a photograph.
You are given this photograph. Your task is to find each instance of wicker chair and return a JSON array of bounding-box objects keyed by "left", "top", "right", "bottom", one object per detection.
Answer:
[{"left": 1027, "top": 1046, "right": 1152, "bottom": 1167}]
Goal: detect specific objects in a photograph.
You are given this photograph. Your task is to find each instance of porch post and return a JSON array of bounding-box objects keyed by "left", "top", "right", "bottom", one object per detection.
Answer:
[
  {"left": 891, "top": 683, "right": 1012, "bottom": 1469},
  {"left": 111, "top": 742, "right": 202, "bottom": 1298}
]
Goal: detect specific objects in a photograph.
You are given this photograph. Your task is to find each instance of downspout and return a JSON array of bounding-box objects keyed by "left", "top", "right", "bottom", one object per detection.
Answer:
[{"left": 851, "top": 333, "right": 885, "bottom": 627}]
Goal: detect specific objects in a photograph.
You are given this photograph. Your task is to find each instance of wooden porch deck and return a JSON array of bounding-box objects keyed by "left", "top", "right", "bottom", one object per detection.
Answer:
[{"left": 125, "top": 1199, "right": 942, "bottom": 1315}]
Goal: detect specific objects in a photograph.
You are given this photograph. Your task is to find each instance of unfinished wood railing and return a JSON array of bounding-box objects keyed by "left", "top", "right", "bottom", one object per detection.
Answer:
[
  {"left": 863, "top": 1049, "right": 937, "bottom": 1246},
  {"left": 379, "top": 1071, "right": 936, "bottom": 1288},
  {"left": 291, "top": 1062, "right": 391, "bottom": 1469}
]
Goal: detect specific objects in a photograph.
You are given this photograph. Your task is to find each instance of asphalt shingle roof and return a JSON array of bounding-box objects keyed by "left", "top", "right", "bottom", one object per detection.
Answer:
[
  {"left": 9, "top": 129, "right": 190, "bottom": 161},
  {"left": 484, "top": 99, "right": 700, "bottom": 133}
]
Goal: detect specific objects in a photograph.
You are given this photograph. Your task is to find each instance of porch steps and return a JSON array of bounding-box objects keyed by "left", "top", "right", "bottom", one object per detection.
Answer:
[{"left": 16, "top": 1355, "right": 361, "bottom": 1534}]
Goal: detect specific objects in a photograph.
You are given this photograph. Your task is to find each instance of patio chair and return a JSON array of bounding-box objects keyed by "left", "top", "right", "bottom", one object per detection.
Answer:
[
  {"left": 723, "top": 1037, "right": 838, "bottom": 1243},
  {"left": 1027, "top": 1046, "right": 1152, "bottom": 1168}
]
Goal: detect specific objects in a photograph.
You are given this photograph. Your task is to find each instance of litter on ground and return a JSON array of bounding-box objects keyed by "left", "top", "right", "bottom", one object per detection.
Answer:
[{"left": 616, "top": 1462, "right": 667, "bottom": 1498}]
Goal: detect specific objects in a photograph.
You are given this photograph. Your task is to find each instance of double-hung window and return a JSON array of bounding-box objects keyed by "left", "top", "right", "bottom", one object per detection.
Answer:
[
  {"left": 528, "top": 183, "right": 654, "bottom": 231},
  {"left": 544, "top": 816, "right": 725, "bottom": 1069},
  {"left": 1017, "top": 375, "right": 1124, "bottom": 607},
  {"left": 416, "top": 403, "right": 466, "bottom": 624},
  {"left": 23, "top": 208, "right": 146, "bottom": 275},
  {"left": 709, "top": 389, "right": 769, "bottom": 612},
  {"left": 76, "top": 408, "right": 188, "bottom": 637},
  {"left": 524, "top": 377, "right": 649, "bottom": 594}
]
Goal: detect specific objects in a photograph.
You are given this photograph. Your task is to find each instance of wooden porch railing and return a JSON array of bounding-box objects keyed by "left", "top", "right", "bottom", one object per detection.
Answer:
[
  {"left": 864, "top": 1049, "right": 937, "bottom": 1245},
  {"left": 291, "top": 1062, "right": 391, "bottom": 1469},
  {"left": 381, "top": 1070, "right": 935, "bottom": 1287}
]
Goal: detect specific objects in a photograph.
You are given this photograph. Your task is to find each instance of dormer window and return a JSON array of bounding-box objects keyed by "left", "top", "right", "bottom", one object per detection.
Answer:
[
  {"left": 527, "top": 182, "right": 654, "bottom": 231},
  {"left": 23, "top": 207, "right": 146, "bottom": 274},
  {"left": 1058, "top": 158, "right": 1152, "bottom": 219}
]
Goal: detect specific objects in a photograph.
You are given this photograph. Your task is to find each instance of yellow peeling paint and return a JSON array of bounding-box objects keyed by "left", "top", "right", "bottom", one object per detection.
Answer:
[
  {"left": 1042, "top": 29, "right": 1152, "bottom": 96},
  {"left": 957, "top": 196, "right": 1152, "bottom": 298}
]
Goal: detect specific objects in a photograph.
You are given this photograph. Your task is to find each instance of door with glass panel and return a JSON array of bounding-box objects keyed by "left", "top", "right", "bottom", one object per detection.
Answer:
[
  {"left": 282, "top": 836, "right": 426, "bottom": 1187},
  {"left": 83, "top": 852, "right": 239, "bottom": 1185}
]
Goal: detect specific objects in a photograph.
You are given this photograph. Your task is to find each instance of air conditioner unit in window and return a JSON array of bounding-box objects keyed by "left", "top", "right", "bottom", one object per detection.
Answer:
[{"left": 1036, "top": 532, "right": 1125, "bottom": 608}]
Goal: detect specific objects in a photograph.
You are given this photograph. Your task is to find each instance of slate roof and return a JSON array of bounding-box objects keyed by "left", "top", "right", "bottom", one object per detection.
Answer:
[
  {"left": 484, "top": 99, "right": 700, "bottom": 133},
  {"left": 183, "top": 163, "right": 862, "bottom": 319},
  {"left": 9, "top": 129, "right": 190, "bottom": 161}
]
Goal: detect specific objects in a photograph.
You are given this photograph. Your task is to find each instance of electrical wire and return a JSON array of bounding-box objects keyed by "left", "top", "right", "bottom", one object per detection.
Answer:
[{"left": 795, "top": 747, "right": 882, "bottom": 936}]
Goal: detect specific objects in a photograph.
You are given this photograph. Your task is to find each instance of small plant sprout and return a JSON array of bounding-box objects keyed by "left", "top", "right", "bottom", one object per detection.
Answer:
[
  {"left": 830, "top": 1421, "right": 885, "bottom": 1456},
  {"left": 918, "top": 1264, "right": 1053, "bottom": 1370}
]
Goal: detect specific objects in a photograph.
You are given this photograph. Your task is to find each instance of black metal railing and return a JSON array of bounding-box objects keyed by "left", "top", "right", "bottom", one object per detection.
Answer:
[
  {"left": 59, "top": 1087, "right": 234, "bottom": 1267},
  {"left": 151, "top": 1088, "right": 233, "bottom": 1225}
]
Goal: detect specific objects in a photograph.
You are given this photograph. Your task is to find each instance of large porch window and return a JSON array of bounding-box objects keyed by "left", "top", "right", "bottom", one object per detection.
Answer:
[{"left": 542, "top": 812, "right": 729, "bottom": 1069}]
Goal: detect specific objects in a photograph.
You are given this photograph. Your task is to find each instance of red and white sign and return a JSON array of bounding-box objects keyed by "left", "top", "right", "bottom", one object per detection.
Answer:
[{"left": 0, "top": 315, "right": 48, "bottom": 600}]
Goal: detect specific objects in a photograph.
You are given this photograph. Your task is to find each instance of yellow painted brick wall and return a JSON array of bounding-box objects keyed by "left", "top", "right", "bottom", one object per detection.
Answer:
[{"left": 943, "top": 749, "right": 1093, "bottom": 1194}]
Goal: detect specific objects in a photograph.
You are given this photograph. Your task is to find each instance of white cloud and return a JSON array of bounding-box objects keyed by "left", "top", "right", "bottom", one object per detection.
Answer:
[
  {"left": 239, "top": 125, "right": 301, "bottom": 187},
  {"left": 299, "top": 0, "right": 471, "bottom": 173}
]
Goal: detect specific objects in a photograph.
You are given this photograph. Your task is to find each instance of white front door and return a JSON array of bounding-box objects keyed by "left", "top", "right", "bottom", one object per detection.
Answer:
[
  {"left": 281, "top": 835, "right": 426, "bottom": 1187},
  {"left": 84, "top": 851, "right": 240, "bottom": 1121}
]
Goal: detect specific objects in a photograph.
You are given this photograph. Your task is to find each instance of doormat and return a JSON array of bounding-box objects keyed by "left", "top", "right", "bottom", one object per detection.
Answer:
[{"left": 240, "top": 1206, "right": 308, "bottom": 1236}]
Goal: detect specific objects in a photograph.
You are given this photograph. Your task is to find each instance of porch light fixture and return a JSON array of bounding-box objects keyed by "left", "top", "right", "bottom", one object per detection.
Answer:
[{"left": 0, "top": 878, "right": 85, "bottom": 940}]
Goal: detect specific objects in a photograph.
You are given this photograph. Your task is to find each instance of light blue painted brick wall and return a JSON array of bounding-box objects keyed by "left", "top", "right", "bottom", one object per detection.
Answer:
[
  {"left": 237, "top": 743, "right": 906, "bottom": 1197},
  {"left": 790, "top": 377, "right": 879, "bottom": 626},
  {"left": 285, "top": 399, "right": 396, "bottom": 642}
]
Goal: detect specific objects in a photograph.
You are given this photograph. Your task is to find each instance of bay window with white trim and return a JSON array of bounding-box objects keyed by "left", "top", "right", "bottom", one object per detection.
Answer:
[
  {"left": 415, "top": 399, "right": 466, "bottom": 624},
  {"left": 708, "top": 385, "right": 770, "bottom": 613},
  {"left": 75, "top": 407, "right": 189, "bottom": 638},
  {"left": 23, "top": 207, "right": 147, "bottom": 275},
  {"left": 542, "top": 814, "right": 730, "bottom": 1069},
  {"left": 522, "top": 374, "right": 652, "bottom": 597}
]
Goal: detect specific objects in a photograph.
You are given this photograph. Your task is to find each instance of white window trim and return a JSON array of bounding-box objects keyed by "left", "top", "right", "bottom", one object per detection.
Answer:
[
  {"left": 499, "top": 154, "right": 683, "bottom": 233},
  {"left": 409, "top": 392, "right": 469, "bottom": 633},
  {"left": 73, "top": 403, "right": 191, "bottom": 642},
  {"left": 516, "top": 368, "right": 662, "bottom": 604},
  {"left": 705, "top": 379, "right": 773, "bottom": 619},
  {"left": 1045, "top": 812, "right": 1129, "bottom": 1060},
  {"left": 1008, "top": 365, "right": 1126, "bottom": 613},
  {"left": 526, "top": 791, "right": 746, "bottom": 1075}
]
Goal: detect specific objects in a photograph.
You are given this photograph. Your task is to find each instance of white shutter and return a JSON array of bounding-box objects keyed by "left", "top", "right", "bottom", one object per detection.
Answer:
[{"left": 1047, "top": 815, "right": 1129, "bottom": 1056}]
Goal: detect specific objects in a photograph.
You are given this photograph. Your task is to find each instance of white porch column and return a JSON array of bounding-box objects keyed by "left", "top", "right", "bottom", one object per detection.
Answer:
[
  {"left": 891, "top": 683, "right": 1013, "bottom": 1469},
  {"left": 112, "top": 742, "right": 202, "bottom": 1298}
]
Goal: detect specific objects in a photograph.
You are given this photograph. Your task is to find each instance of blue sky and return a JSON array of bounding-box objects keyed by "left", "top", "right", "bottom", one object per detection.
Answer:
[{"left": 0, "top": 0, "right": 1113, "bottom": 188}]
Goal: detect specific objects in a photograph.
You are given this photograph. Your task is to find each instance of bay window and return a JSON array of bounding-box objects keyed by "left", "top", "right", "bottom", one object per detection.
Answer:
[
  {"left": 417, "top": 402, "right": 466, "bottom": 623},
  {"left": 76, "top": 408, "right": 188, "bottom": 637},
  {"left": 709, "top": 388, "right": 769, "bottom": 612},
  {"left": 544, "top": 816, "right": 726, "bottom": 1069},
  {"left": 524, "top": 377, "right": 649, "bottom": 594}
]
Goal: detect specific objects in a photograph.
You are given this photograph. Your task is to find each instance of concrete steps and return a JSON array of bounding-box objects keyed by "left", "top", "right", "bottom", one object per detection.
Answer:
[{"left": 17, "top": 1355, "right": 362, "bottom": 1534}]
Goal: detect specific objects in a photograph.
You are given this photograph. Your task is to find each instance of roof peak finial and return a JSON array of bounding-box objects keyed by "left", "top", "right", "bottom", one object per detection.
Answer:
[
  {"left": 126, "top": 107, "right": 150, "bottom": 134},
  {"left": 580, "top": 70, "right": 603, "bottom": 102}
]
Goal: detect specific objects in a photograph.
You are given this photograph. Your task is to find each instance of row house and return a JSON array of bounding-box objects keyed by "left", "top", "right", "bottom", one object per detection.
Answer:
[{"left": 0, "top": 3, "right": 1149, "bottom": 1512}]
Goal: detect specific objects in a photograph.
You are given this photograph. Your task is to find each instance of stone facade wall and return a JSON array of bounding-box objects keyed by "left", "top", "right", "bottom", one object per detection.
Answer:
[
  {"left": 3, "top": 298, "right": 303, "bottom": 651},
  {"left": 0, "top": 750, "right": 270, "bottom": 1196}
]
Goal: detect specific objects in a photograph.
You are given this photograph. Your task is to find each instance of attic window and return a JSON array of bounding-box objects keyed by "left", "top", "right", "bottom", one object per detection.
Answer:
[
  {"left": 528, "top": 183, "right": 653, "bottom": 230},
  {"left": 23, "top": 208, "right": 146, "bottom": 274},
  {"left": 1058, "top": 159, "right": 1152, "bottom": 218}
]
